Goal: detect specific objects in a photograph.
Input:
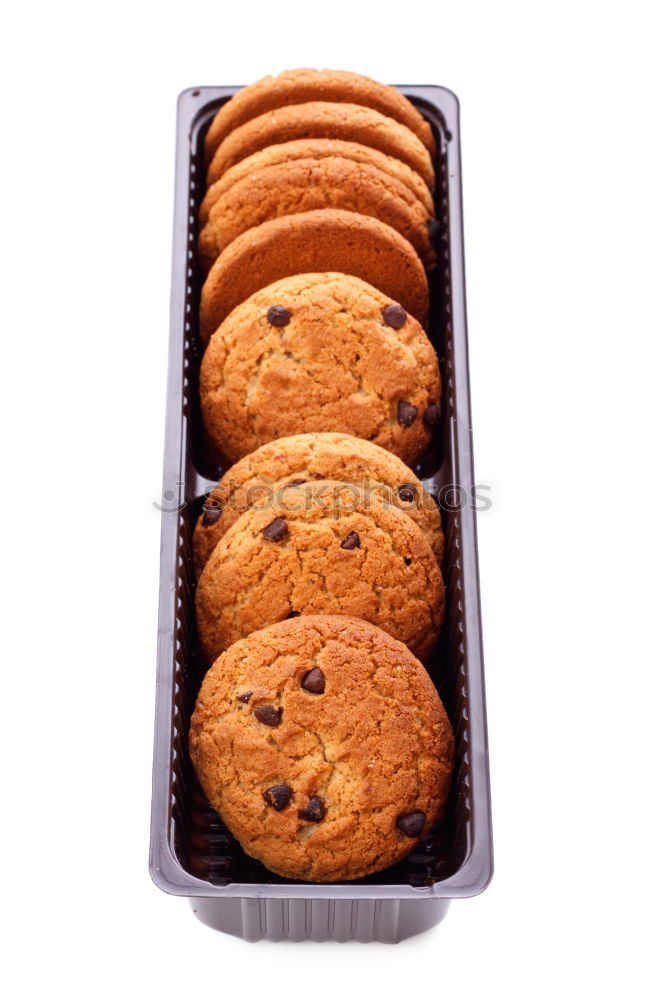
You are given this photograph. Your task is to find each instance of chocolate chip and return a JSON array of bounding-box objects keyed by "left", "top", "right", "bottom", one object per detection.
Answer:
[
  {"left": 266, "top": 305, "right": 291, "bottom": 327},
  {"left": 301, "top": 667, "right": 325, "bottom": 694},
  {"left": 254, "top": 705, "right": 283, "bottom": 727},
  {"left": 262, "top": 517, "right": 288, "bottom": 542},
  {"left": 397, "top": 483, "right": 418, "bottom": 504},
  {"left": 263, "top": 784, "right": 293, "bottom": 811},
  {"left": 340, "top": 530, "right": 360, "bottom": 550},
  {"left": 237, "top": 690, "right": 253, "bottom": 703},
  {"left": 427, "top": 218, "right": 441, "bottom": 240},
  {"left": 404, "top": 557, "right": 412, "bottom": 566},
  {"left": 396, "top": 811, "right": 426, "bottom": 837},
  {"left": 298, "top": 796, "right": 326, "bottom": 822},
  {"left": 285, "top": 478, "right": 307, "bottom": 487},
  {"left": 397, "top": 400, "right": 418, "bottom": 427},
  {"left": 382, "top": 304, "right": 408, "bottom": 329},
  {"left": 286, "top": 610, "right": 301, "bottom": 619},
  {"left": 202, "top": 505, "right": 222, "bottom": 527},
  {"left": 423, "top": 403, "right": 441, "bottom": 429}
]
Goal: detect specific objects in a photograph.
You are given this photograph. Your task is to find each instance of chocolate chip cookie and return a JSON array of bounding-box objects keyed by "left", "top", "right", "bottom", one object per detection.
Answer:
[
  {"left": 198, "top": 154, "right": 435, "bottom": 271},
  {"left": 199, "top": 211, "right": 429, "bottom": 340},
  {"left": 193, "top": 432, "right": 444, "bottom": 578},
  {"left": 195, "top": 480, "right": 445, "bottom": 663},
  {"left": 189, "top": 614, "right": 454, "bottom": 882},
  {"left": 203, "top": 68, "right": 435, "bottom": 163},
  {"left": 206, "top": 101, "right": 434, "bottom": 187},
  {"left": 198, "top": 138, "right": 435, "bottom": 226},
  {"left": 200, "top": 271, "right": 440, "bottom": 465}
]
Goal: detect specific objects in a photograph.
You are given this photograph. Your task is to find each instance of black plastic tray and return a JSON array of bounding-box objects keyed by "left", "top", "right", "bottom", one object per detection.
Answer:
[{"left": 149, "top": 84, "right": 493, "bottom": 942}]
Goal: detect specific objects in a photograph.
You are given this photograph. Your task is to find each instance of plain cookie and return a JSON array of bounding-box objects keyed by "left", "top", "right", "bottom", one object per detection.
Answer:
[
  {"left": 203, "top": 69, "right": 435, "bottom": 161},
  {"left": 198, "top": 154, "right": 435, "bottom": 271},
  {"left": 198, "top": 138, "right": 435, "bottom": 226},
  {"left": 206, "top": 102, "right": 434, "bottom": 187}
]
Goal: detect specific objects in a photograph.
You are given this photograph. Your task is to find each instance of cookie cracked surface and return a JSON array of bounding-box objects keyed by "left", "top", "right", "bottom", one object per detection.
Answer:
[
  {"left": 195, "top": 480, "right": 445, "bottom": 663},
  {"left": 189, "top": 614, "right": 454, "bottom": 882}
]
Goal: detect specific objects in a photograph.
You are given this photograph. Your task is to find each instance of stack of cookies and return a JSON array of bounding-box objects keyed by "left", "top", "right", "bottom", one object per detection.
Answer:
[{"left": 189, "top": 69, "right": 454, "bottom": 883}]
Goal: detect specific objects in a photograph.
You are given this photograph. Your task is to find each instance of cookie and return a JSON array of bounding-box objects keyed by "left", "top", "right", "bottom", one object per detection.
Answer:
[
  {"left": 198, "top": 139, "right": 435, "bottom": 226},
  {"left": 203, "top": 68, "right": 435, "bottom": 163},
  {"left": 199, "top": 210, "right": 430, "bottom": 340},
  {"left": 206, "top": 102, "right": 434, "bottom": 187},
  {"left": 200, "top": 272, "right": 440, "bottom": 465},
  {"left": 193, "top": 432, "right": 444, "bottom": 578},
  {"left": 198, "top": 155, "right": 435, "bottom": 272},
  {"left": 195, "top": 480, "right": 445, "bottom": 663},
  {"left": 189, "top": 614, "right": 454, "bottom": 882}
]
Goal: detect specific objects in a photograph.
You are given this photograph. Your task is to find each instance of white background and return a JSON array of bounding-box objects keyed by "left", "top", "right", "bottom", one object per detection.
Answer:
[{"left": 2, "top": 1, "right": 644, "bottom": 997}]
